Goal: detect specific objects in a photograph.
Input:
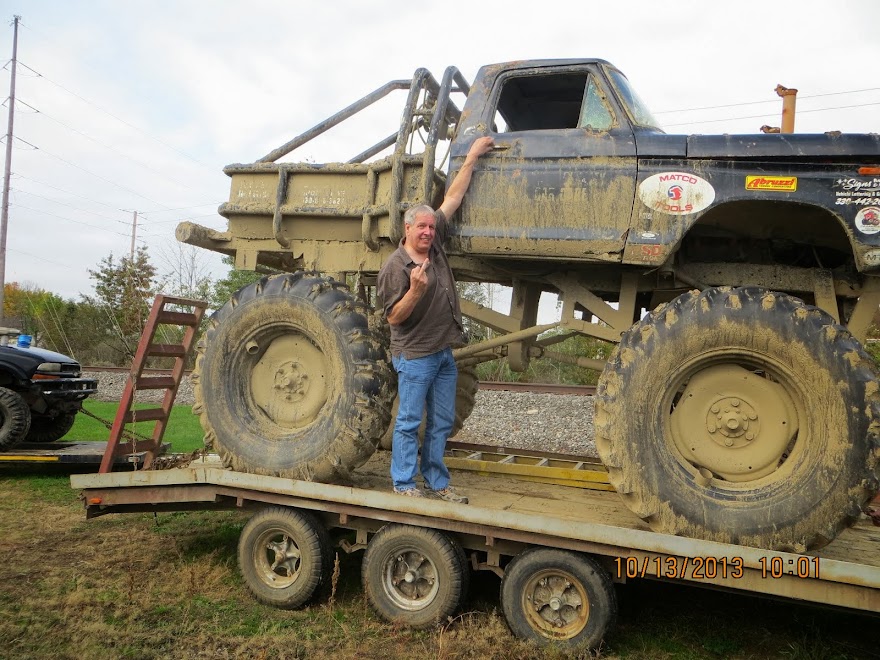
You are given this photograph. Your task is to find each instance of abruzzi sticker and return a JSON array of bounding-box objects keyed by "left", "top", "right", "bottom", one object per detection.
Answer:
[
  {"left": 745, "top": 176, "right": 797, "bottom": 191},
  {"left": 638, "top": 172, "right": 715, "bottom": 215},
  {"left": 855, "top": 207, "right": 880, "bottom": 235}
]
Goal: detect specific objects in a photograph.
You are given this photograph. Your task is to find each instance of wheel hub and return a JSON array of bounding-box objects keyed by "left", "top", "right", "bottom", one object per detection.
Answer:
[
  {"left": 525, "top": 572, "right": 587, "bottom": 636},
  {"left": 385, "top": 551, "right": 439, "bottom": 611},
  {"left": 272, "top": 360, "right": 310, "bottom": 402},
  {"left": 250, "top": 334, "right": 330, "bottom": 429},
  {"left": 671, "top": 364, "right": 798, "bottom": 482},
  {"left": 706, "top": 397, "right": 759, "bottom": 446},
  {"left": 259, "top": 532, "right": 302, "bottom": 588}
]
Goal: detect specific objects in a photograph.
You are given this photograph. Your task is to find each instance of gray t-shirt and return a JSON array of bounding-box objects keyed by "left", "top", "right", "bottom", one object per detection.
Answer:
[{"left": 377, "top": 210, "right": 464, "bottom": 359}]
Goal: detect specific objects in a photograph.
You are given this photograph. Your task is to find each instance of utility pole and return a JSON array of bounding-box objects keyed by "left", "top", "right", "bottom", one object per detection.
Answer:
[
  {"left": 0, "top": 15, "right": 21, "bottom": 326},
  {"left": 129, "top": 210, "right": 137, "bottom": 259}
]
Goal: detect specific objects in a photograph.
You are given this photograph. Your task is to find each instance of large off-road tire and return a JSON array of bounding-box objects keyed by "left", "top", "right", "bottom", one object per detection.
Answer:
[
  {"left": 361, "top": 524, "right": 467, "bottom": 629},
  {"left": 192, "top": 273, "right": 395, "bottom": 481},
  {"left": 0, "top": 387, "right": 31, "bottom": 451},
  {"left": 379, "top": 363, "right": 479, "bottom": 451},
  {"left": 238, "top": 506, "right": 333, "bottom": 609},
  {"left": 595, "top": 286, "right": 880, "bottom": 551},
  {"left": 500, "top": 548, "right": 616, "bottom": 649},
  {"left": 26, "top": 412, "right": 77, "bottom": 443}
]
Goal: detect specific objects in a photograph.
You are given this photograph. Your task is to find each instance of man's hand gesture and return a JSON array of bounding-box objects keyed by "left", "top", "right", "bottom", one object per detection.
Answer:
[{"left": 410, "top": 258, "right": 430, "bottom": 298}]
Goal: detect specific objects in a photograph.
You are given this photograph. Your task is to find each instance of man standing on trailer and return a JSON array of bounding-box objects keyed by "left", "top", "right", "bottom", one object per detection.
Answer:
[{"left": 378, "top": 136, "right": 495, "bottom": 503}]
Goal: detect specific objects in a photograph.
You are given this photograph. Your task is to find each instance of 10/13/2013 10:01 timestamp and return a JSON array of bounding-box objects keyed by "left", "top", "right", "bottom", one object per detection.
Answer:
[{"left": 615, "top": 556, "right": 821, "bottom": 580}]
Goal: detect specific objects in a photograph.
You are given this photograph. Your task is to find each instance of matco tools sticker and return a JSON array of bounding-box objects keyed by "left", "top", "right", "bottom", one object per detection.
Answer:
[
  {"left": 745, "top": 176, "right": 797, "bottom": 191},
  {"left": 862, "top": 249, "right": 880, "bottom": 266},
  {"left": 855, "top": 207, "right": 880, "bottom": 235},
  {"left": 638, "top": 172, "right": 715, "bottom": 215}
]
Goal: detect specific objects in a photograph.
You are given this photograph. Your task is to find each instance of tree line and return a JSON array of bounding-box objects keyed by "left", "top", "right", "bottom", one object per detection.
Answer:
[{"left": 2, "top": 246, "right": 261, "bottom": 367}]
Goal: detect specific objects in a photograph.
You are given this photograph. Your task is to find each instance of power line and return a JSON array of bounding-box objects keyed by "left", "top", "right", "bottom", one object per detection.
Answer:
[
  {"left": 7, "top": 246, "right": 77, "bottom": 269},
  {"left": 9, "top": 200, "right": 147, "bottom": 241},
  {"left": 11, "top": 172, "right": 131, "bottom": 211},
  {"left": 654, "top": 87, "right": 880, "bottom": 114},
  {"left": 21, "top": 97, "right": 202, "bottom": 189},
  {"left": 14, "top": 21, "right": 216, "bottom": 171},
  {"left": 33, "top": 143, "right": 181, "bottom": 209},
  {"left": 663, "top": 101, "right": 880, "bottom": 128},
  {"left": 10, "top": 186, "right": 130, "bottom": 225}
]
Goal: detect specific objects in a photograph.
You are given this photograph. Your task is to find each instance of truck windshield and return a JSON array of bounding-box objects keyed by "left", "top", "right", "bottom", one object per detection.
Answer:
[{"left": 605, "top": 68, "right": 663, "bottom": 131}]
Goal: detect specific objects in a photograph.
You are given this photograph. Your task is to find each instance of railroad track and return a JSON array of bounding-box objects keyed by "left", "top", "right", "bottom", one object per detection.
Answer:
[{"left": 84, "top": 366, "right": 597, "bottom": 396}]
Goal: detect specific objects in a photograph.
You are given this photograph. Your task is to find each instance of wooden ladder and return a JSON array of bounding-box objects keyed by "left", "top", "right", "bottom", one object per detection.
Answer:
[{"left": 99, "top": 295, "right": 208, "bottom": 473}]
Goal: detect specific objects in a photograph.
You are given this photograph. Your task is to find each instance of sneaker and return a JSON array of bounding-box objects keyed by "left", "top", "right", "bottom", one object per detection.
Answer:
[
  {"left": 393, "top": 487, "right": 424, "bottom": 498},
  {"left": 425, "top": 486, "right": 469, "bottom": 505}
]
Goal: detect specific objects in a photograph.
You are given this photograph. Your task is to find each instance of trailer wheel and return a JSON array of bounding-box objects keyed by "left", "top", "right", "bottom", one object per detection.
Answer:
[
  {"left": 500, "top": 548, "right": 616, "bottom": 648},
  {"left": 379, "top": 363, "right": 479, "bottom": 450},
  {"left": 193, "top": 272, "right": 395, "bottom": 481},
  {"left": 26, "top": 412, "right": 76, "bottom": 443},
  {"left": 0, "top": 387, "right": 31, "bottom": 450},
  {"left": 595, "top": 286, "right": 880, "bottom": 551},
  {"left": 361, "top": 524, "right": 466, "bottom": 628},
  {"left": 238, "top": 507, "right": 332, "bottom": 609}
]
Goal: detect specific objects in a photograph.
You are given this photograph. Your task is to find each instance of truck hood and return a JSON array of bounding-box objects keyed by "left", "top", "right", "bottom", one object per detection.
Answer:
[
  {"left": 11, "top": 346, "right": 79, "bottom": 364},
  {"left": 635, "top": 130, "right": 880, "bottom": 160}
]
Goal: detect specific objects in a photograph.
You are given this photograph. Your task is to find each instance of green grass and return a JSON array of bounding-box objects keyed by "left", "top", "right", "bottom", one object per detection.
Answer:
[{"left": 68, "top": 400, "right": 205, "bottom": 452}]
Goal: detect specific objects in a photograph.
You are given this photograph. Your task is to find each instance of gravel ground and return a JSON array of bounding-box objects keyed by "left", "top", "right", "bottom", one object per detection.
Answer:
[{"left": 85, "top": 372, "right": 597, "bottom": 457}]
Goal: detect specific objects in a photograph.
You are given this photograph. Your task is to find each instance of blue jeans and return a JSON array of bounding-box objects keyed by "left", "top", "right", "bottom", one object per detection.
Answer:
[{"left": 390, "top": 347, "right": 457, "bottom": 491}]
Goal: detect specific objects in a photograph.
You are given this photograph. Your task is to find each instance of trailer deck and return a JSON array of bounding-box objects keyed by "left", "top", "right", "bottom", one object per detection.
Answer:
[
  {"left": 71, "top": 451, "right": 880, "bottom": 614},
  {"left": 2, "top": 440, "right": 167, "bottom": 467}
]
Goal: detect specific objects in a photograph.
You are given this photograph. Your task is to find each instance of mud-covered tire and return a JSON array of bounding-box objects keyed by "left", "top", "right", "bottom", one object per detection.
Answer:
[
  {"left": 193, "top": 272, "right": 395, "bottom": 481},
  {"left": 595, "top": 286, "right": 880, "bottom": 551},
  {"left": 25, "top": 412, "right": 77, "bottom": 443},
  {"left": 379, "top": 362, "right": 479, "bottom": 451},
  {"left": 501, "top": 548, "right": 616, "bottom": 648},
  {"left": 361, "top": 524, "right": 466, "bottom": 628},
  {"left": 0, "top": 387, "right": 31, "bottom": 451},
  {"left": 238, "top": 507, "right": 333, "bottom": 609}
]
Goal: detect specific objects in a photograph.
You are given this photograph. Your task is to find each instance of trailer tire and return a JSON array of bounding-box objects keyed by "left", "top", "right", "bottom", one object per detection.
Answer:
[
  {"left": 362, "top": 524, "right": 466, "bottom": 628},
  {"left": 238, "top": 507, "right": 332, "bottom": 609},
  {"left": 379, "top": 363, "right": 479, "bottom": 450},
  {"left": 26, "top": 412, "right": 76, "bottom": 443},
  {"left": 193, "top": 273, "right": 395, "bottom": 481},
  {"left": 0, "top": 387, "right": 31, "bottom": 450},
  {"left": 500, "top": 548, "right": 616, "bottom": 648},
  {"left": 595, "top": 286, "right": 880, "bottom": 551}
]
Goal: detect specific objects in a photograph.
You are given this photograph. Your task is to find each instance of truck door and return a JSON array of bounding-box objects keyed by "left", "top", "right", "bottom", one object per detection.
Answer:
[{"left": 453, "top": 65, "right": 637, "bottom": 263}]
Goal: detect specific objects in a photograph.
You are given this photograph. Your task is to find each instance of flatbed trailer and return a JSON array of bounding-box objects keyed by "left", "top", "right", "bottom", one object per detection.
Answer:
[{"left": 71, "top": 451, "right": 880, "bottom": 648}]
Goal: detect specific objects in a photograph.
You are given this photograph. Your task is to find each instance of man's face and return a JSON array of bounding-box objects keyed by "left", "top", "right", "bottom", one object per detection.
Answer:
[{"left": 404, "top": 212, "right": 436, "bottom": 253}]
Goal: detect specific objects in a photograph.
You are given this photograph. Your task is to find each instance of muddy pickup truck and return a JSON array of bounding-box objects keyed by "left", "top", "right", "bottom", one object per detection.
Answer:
[{"left": 178, "top": 58, "right": 880, "bottom": 552}]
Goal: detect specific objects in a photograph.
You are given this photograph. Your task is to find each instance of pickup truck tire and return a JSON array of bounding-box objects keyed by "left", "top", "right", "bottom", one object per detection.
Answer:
[
  {"left": 362, "top": 524, "right": 466, "bottom": 629},
  {"left": 0, "top": 386, "right": 31, "bottom": 450},
  {"left": 500, "top": 548, "right": 616, "bottom": 648},
  {"left": 378, "top": 363, "right": 479, "bottom": 450},
  {"left": 238, "top": 506, "right": 333, "bottom": 609},
  {"left": 26, "top": 412, "right": 77, "bottom": 443},
  {"left": 595, "top": 286, "right": 880, "bottom": 551},
  {"left": 193, "top": 272, "right": 394, "bottom": 481}
]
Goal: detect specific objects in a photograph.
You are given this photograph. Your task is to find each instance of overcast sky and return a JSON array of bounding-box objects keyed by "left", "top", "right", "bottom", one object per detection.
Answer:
[{"left": 0, "top": 0, "right": 878, "bottom": 305}]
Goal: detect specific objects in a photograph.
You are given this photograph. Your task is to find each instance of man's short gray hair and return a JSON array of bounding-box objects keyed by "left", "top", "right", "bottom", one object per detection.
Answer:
[{"left": 404, "top": 204, "right": 436, "bottom": 226}]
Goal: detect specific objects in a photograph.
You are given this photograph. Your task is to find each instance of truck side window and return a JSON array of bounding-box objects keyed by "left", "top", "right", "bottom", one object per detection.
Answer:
[
  {"left": 493, "top": 73, "right": 591, "bottom": 132},
  {"left": 578, "top": 78, "right": 613, "bottom": 132}
]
